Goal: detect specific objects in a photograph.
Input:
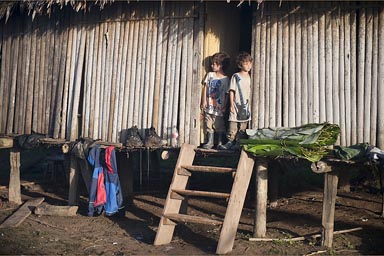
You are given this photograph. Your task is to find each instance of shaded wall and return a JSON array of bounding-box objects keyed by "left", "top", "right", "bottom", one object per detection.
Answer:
[{"left": 0, "top": 1, "right": 203, "bottom": 145}]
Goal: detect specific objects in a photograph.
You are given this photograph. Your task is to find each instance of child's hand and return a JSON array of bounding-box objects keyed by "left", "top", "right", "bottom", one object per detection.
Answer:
[
  {"left": 230, "top": 104, "right": 236, "bottom": 114},
  {"left": 200, "top": 101, "right": 207, "bottom": 110}
]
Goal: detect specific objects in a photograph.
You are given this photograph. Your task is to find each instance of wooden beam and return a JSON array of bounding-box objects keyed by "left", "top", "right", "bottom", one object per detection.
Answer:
[
  {"left": 0, "top": 197, "right": 44, "bottom": 228},
  {"left": 9, "top": 148, "right": 22, "bottom": 205},
  {"left": 0, "top": 137, "right": 13, "bottom": 149}
]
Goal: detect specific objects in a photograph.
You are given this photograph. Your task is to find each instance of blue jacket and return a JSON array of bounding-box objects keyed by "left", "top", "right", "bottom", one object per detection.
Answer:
[{"left": 87, "top": 145, "right": 124, "bottom": 216}]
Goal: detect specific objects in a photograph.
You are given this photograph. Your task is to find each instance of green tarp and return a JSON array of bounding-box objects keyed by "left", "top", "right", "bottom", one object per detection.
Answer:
[{"left": 240, "top": 123, "right": 340, "bottom": 162}]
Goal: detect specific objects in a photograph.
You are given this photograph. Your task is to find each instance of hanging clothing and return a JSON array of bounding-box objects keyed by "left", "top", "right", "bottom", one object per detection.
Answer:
[
  {"left": 87, "top": 145, "right": 124, "bottom": 217},
  {"left": 103, "top": 146, "right": 124, "bottom": 216},
  {"left": 87, "top": 145, "right": 107, "bottom": 216}
]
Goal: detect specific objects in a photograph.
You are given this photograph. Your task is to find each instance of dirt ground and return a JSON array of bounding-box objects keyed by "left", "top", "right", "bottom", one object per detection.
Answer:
[{"left": 0, "top": 153, "right": 384, "bottom": 255}]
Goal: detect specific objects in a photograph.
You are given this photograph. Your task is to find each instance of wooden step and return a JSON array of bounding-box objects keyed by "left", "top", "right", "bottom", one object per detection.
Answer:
[
  {"left": 163, "top": 213, "right": 223, "bottom": 226},
  {"left": 171, "top": 189, "right": 231, "bottom": 199},
  {"left": 180, "top": 165, "right": 236, "bottom": 174}
]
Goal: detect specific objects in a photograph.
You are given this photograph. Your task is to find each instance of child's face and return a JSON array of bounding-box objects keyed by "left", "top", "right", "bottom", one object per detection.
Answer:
[
  {"left": 240, "top": 61, "right": 252, "bottom": 72},
  {"left": 211, "top": 62, "right": 222, "bottom": 72}
]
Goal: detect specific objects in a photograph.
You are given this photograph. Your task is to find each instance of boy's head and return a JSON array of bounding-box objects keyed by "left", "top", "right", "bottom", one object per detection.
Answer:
[
  {"left": 236, "top": 52, "right": 253, "bottom": 71},
  {"left": 210, "top": 52, "right": 230, "bottom": 73}
]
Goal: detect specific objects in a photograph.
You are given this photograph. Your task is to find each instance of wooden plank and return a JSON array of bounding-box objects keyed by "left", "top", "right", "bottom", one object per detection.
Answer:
[
  {"left": 171, "top": 189, "right": 230, "bottom": 199},
  {"left": 332, "top": 6, "right": 340, "bottom": 137},
  {"left": 127, "top": 20, "right": 139, "bottom": 129},
  {"left": 154, "top": 143, "right": 195, "bottom": 246},
  {"left": 251, "top": 13, "right": 261, "bottom": 128},
  {"left": 269, "top": 15, "right": 277, "bottom": 127},
  {"left": 164, "top": 213, "right": 222, "bottom": 226},
  {"left": 301, "top": 12, "right": 308, "bottom": 124},
  {"left": 109, "top": 5, "right": 121, "bottom": 142},
  {"left": 313, "top": 10, "right": 320, "bottom": 124},
  {"left": 288, "top": 14, "right": 296, "bottom": 127},
  {"left": 319, "top": 11, "right": 326, "bottom": 123},
  {"left": 350, "top": 7, "right": 358, "bottom": 145},
  {"left": 70, "top": 21, "right": 86, "bottom": 141},
  {"left": 9, "top": 148, "right": 22, "bottom": 205},
  {"left": 216, "top": 150, "right": 255, "bottom": 254},
  {"left": 6, "top": 19, "right": 20, "bottom": 134},
  {"left": 370, "top": 9, "right": 378, "bottom": 145},
  {"left": 357, "top": 8, "right": 365, "bottom": 143},
  {"left": 325, "top": 6, "right": 333, "bottom": 122},
  {"left": 53, "top": 12, "right": 68, "bottom": 138},
  {"left": 0, "top": 197, "right": 44, "bottom": 229},
  {"left": 34, "top": 203, "right": 78, "bottom": 216},
  {"left": 116, "top": 8, "right": 128, "bottom": 142},
  {"left": 339, "top": 12, "right": 346, "bottom": 146},
  {"left": 321, "top": 171, "right": 339, "bottom": 247},
  {"left": 152, "top": 3, "right": 164, "bottom": 131},
  {"left": 344, "top": 9, "right": 352, "bottom": 146},
  {"left": 120, "top": 12, "right": 132, "bottom": 143},
  {"left": 190, "top": 2, "right": 203, "bottom": 145},
  {"left": 259, "top": 15, "right": 267, "bottom": 128},
  {"left": 178, "top": 15, "right": 187, "bottom": 143},
  {"left": 282, "top": 14, "right": 288, "bottom": 126},
  {"left": 181, "top": 165, "right": 235, "bottom": 173},
  {"left": 184, "top": 16, "right": 193, "bottom": 142},
  {"left": 253, "top": 158, "right": 268, "bottom": 238},
  {"left": 363, "top": 8, "right": 373, "bottom": 144},
  {"left": 295, "top": 13, "right": 302, "bottom": 126},
  {"left": 61, "top": 12, "right": 74, "bottom": 139},
  {"left": 92, "top": 16, "right": 103, "bottom": 139}
]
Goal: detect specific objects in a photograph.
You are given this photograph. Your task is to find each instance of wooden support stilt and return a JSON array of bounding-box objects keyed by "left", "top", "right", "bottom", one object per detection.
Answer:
[
  {"left": 68, "top": 155, "right": 79, "bottom": 206},
  {"left": 321, "top": 171, "right": 339, "bottom": 247},
  {"left": 9, "top": 148, "right": 22, "bottom": 205},
  {"left": 253, "top": 158, "right": 268, "bottom": 238},
  {"left": 78, "top": 158, "right": 91, "bottom": 193}
]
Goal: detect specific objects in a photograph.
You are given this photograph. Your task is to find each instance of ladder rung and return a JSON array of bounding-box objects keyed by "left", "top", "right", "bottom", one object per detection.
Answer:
[
  {"left": 181, "top": 165, "right": 236, "bottom": 173},
  {"left": 163, "top": 213, "right": 223, "bottom": 225},
  {"left": 171, "top": 189, "right": 231, "bottom": 199}
]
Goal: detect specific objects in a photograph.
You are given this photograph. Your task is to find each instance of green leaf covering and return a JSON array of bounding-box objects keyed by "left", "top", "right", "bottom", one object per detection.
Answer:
[{"left": 240, "top": 122, "right": 340, "bottom": 162}]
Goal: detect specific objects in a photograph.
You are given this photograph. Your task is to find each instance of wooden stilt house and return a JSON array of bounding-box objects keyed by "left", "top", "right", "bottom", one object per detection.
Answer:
[{"left": 0, "top": 1, "right": 383, "bottom": 148}]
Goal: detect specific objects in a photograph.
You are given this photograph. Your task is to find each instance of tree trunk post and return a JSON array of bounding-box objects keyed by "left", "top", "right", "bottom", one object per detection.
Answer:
[
  {"left": 253, "top": 158, "right": 268, "bottom": 237},
  {"left": 322, "top": 170, "right": 339, "bottom": 247},
  {"left": 9, "top": 148, "right": 22, "bottom": 205}
]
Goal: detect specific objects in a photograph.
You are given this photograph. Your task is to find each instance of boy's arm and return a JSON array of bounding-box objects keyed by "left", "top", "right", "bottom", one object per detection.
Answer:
[
  {"left": 228, "top": 90, "right": 235, "bottom": 114},
  {"left": 201, "top": 83, "right": 207, "bottom": 109}
]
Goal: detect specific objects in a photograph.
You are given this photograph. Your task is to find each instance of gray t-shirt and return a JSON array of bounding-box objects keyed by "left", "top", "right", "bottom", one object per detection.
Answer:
[{"left": 228, "top": 72, "right": 251, "bottom": 122}]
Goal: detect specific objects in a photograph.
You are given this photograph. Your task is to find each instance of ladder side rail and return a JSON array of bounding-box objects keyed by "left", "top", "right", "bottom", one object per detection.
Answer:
[
  {"left": 216, "top": 150, "right": 255, "bottom": 254},
  {"left": 154, "top": 143, "right": 196, "bottom": 245}
]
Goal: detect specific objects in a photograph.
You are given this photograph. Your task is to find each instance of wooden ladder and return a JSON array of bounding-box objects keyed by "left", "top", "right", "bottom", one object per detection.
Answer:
[{"left": 154, "top": 143, "right": 255, "bottom": 254}]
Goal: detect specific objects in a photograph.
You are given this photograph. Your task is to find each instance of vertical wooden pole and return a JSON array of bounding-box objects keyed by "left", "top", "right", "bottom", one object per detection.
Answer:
[
  {"left": 117, "top": 151, "right": 133, "bottom": 206},
  {"left": 68, "top": 155, "right": 79, "bottom": 206},
  {"left": 321, "top": 171, "right": 339, "bottom": 247},
  {"left": 9, "top": 148, "right": 22, "bottom": 205},
  {"left": 378, "top": 7, "right": 384, "bottom": 148},
  {"left": 253, "top": 158, "right": 268, "bottom": 238}
]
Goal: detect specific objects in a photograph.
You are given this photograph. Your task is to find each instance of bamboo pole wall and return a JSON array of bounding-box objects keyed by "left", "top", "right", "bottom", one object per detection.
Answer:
[
  {"left": 0, "top": 2, "right": 201, "bottom": 145},
  {"left": 251, "top": 1, "right": 384, "bottom": 147}
]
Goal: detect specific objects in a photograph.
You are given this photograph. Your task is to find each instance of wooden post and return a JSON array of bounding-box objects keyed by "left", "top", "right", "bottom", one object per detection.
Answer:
[
  {"left": 9, "top": 148, "right": 22, "bottom": 205},
  {"left": 117, "top": 151, "right": 133, "bottom": 206},
  {"left": 253, "top": 158, "right": 268, "bottom": 238},
  {"left": 68, "top": 155, "right": 79, "bottom": 206},
  {"left": 78, "top": 159, "right": 91, "bottom": 194},
  {"left": 322, "top": 171, "right": 339, "bottom": 247}
]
